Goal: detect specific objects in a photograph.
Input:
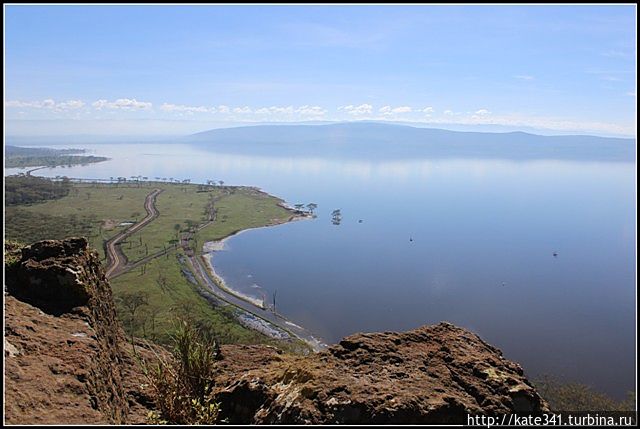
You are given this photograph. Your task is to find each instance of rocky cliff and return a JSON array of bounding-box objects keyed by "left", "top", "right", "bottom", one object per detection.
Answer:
[
  {"left": 4, "top": 238, "right": 549, "bottom": 424},
  {"left": 4, "top": 238, "right": 159, "bottom": 424}
]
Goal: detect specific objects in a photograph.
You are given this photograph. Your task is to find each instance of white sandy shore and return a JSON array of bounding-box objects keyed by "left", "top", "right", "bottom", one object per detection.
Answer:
[
  {"left": 199, "top": 211, "right": 324, "bottom": 345},
  {"left": 200, "top": 214, "right": 311, "bottom": 309},
  {"left": 202, "top": 252, "right": 265, "bottom": 308}
]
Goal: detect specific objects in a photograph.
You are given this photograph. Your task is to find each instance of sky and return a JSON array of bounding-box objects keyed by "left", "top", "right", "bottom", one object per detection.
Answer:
[{"left": 4, "top": 4, "right": 637, "bottom": 137}]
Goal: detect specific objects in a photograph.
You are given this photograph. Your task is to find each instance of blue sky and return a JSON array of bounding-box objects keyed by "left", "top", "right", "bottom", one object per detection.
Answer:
[{"left": 4, "top": 4, "right": 637, "bottom": 137}]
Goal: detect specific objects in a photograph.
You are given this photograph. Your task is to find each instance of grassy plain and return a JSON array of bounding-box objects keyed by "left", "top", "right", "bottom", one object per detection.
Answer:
[{"left": 5, "top": 180, "right": 298, "bottom": 347}]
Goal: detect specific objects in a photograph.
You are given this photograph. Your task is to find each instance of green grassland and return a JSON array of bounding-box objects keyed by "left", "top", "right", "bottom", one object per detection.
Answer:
[
  {"left": 121, "top": 185, "right": 294, "bottom": 264},
  {"left": 5, "top": 180, "right": 302, "bottom": 349},
  {"left": 112, "top": 247, "right": 273, "bottom": 345},
  {"left": 6, "top": 183, "right": 154, "bottom": 260}
]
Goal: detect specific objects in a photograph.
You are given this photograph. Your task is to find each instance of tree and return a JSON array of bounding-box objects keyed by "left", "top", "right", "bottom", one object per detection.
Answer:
[
  {"left": 331, "top": 209, "right": 342, "bottom": 225},
  {"left": 157, "top": 269, "right": 169, "bottom": 293},
  {"left": 117, "top": 291, "right": 149, "bottom": 338},
  {"left": 306, "top": 203, "right": 318, "bottom": 214}
]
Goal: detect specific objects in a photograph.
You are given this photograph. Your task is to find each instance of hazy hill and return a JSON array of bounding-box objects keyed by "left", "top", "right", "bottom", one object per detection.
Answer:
[{"left": 186, "top": 122, "right": 636, "bottom": 161}]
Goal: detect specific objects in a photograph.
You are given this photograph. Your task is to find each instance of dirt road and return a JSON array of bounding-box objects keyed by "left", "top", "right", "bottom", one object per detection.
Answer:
[{"left": 104, "top": 189, "right": 163, "bottom": 279}]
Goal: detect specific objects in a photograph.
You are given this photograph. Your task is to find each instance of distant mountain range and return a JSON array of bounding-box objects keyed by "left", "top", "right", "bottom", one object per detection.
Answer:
[{"left": 185, "top": 122, "right": 635, "bottom": 162}]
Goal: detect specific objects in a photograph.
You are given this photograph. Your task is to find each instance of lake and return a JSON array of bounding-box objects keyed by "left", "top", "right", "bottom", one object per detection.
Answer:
[{"left": 7, "top": 141, "right": 636, "bottom": 399}]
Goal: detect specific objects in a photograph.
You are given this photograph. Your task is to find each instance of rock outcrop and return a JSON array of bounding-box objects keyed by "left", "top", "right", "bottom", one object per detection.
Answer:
[
  {"left": 4, "top": 238, "right": 158, "bottom": 424},
  {"left": 213, "top": 324, "right": 549, "bottom": 424},
  {"left": 4, "top": 238, "right": 549, "bottom": 425}
]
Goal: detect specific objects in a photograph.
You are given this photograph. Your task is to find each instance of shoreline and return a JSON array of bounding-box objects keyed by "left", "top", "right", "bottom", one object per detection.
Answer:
[
  {"left": 198, "top": 210, "right": 327, "bottom": 349},
  {"left": 201, "top": 213, "right": 311, "bottom": 309}
]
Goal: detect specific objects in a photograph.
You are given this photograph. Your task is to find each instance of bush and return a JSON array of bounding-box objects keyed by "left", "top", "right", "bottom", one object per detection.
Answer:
[
  {"left": 142, "top": 319, "right": 222, "bottom": 424},
  {"left": 533, "top": 374, "right": 635, "bottom": 412},
  {"left": 5, "top": 175, "right": 71, "bottom": 205}
]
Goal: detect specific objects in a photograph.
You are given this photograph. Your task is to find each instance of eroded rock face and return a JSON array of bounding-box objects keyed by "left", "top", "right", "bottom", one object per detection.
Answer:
[
  {"left": 6, "top": 237, "right": 101, "bottom": 315},
  {"left": 214, "top": 323, "right": 550, "bottom": 424},
  {"left": 4, "top": 238, "right": 130, "bottom": 424}
]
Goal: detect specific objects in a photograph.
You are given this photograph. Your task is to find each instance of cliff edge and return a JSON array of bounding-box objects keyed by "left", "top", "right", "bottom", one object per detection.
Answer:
[
  {"left": 4, "top": 238, "right": 549, "bottom": 424},
  {"left": 4, "top": 238, "right": 159, "bottom": 424}
]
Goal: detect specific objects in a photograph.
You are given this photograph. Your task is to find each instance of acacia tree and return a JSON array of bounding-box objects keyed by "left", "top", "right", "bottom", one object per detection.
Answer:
[
  {"left": 306, "top": 203, "right": 318, "bottom": 215},
  {"left": 117, "top": 291, "right": 149, "bottom": 339}
]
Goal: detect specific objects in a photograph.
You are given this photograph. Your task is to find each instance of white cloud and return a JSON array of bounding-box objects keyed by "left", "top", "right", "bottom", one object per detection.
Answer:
[
  {"left": 339, "top": 104, "right": 373, "bottom": 116},
  {"left": 41, "top": 99, "right": 56, "bottom": 109},
  {"left": 229, "top": 105, "right": 327, "bottom": 120},
  {"left": 6, "top": 100, "right": 43, "bottom": 108},
  {"left": 232, "top": 106, "right": 253, "bottom": 114},
  {"left": 92, "top": 98, "right": 152, "bottom": 110},
  {"left": 91, "top": 99, "right": 109, "bottom": 109},
  {"left": 254, "top": 106, "right": 294, "bottom": 115},
  {"left": 474, "top": 109, "right": 491, "bottom": 116},
  {"left": 5, "top": 98, "right": 85, "bottom": 110},
  {"left": 57, "top": 100, "right": 85, "bottom": 110},
  {"left": 392, "top": 106, "right": 412, "bottom": 113},
  {"left": 443, "top": 109, "right": 454, "bottom": 116},
  {"left": 295, "top": 105, "right": 327, "bottom": 118},
  {"left": 626, "top": 91, "right": 636, "bottom": 97},
  {"left": 378, "top": 105, "right": 392, "bottom": 115},
  {"left": 422, "top": 107, "right": 434, "bottom": 114},
  {"left": 379, "top": 105, "right": 413, "bottom": 116},
  {"left": 514, "top": 75, "right": 534, "bottom": 80},
  {"left": 160, "top": 103, "right": 210, "bottom": 113},
  {"left": 217, "top": 105, "right": 230, "bottom": 114}
]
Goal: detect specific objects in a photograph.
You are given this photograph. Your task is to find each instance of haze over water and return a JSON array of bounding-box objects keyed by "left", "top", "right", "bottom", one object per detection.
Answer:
[{"left": 10, "top": 141, "right": 635, "bottom": 399}]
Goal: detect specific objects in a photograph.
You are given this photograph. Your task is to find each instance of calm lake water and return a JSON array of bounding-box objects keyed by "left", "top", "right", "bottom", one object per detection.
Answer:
[{"left": 8, "top": 142, "right": 636, "bottom": 398}]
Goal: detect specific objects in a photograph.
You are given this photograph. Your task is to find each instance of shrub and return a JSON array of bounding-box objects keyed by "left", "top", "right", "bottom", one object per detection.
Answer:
[
  {"left": 5, "top": 175, "right": 71, "bottom": 205},
  {"left": 141, "top": 318, "right": 222, "bottom": 424},
  {"left": 533, "top": 374, "right": 635, "bottom": 412}
]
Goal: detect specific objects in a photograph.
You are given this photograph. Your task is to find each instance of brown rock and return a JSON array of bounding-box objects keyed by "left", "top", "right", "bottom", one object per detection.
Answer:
[
  {"left": 4, "top": 238, "right": 158, "bottom": 424},
  {"left": 214, "top": 323, "right": 549, "bottom": 424}
]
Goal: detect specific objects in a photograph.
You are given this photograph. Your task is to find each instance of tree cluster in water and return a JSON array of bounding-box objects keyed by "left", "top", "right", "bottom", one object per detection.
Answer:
[{"left": 331, "top": 209, "right": 342, "bottom": 225}]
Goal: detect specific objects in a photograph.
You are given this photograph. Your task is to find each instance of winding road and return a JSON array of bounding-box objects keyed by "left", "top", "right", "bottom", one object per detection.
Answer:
[
  {"left": 103, "top": 186, "right": 325, "bottom": 351},
  {"left": 104, "top": 189, "right": 163, "bottom": 279}
]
